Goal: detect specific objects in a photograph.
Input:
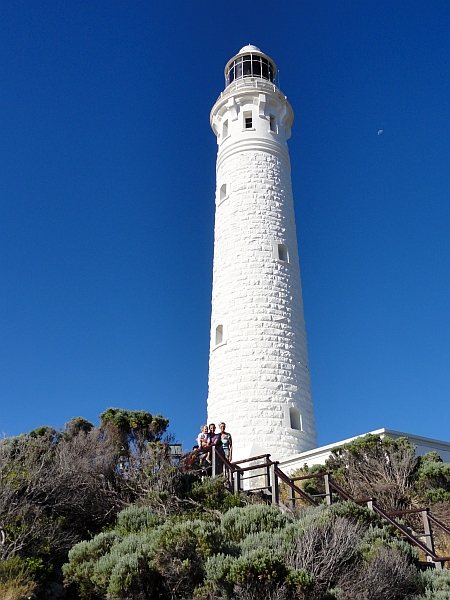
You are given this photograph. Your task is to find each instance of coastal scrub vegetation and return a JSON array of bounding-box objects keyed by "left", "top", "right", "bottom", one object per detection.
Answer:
[{"left": 1, "top": 413, "right": 449, "bottom": 599}]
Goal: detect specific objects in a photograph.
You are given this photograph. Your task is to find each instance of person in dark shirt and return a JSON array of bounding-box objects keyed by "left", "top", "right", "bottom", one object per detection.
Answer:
[
  {"left": 207, "top": 423, "right": 224, "bottom": 474},
  {"left": 207, "top": 423, "right": 221, "bottom": 447}
]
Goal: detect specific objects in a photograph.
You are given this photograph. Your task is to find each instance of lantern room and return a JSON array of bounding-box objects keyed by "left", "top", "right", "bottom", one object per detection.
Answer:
[{"left": 224, "top": 45, "right": 277, "bottom": 87}]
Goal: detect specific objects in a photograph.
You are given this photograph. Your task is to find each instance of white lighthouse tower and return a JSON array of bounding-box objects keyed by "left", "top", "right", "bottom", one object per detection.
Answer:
[{"left": 207, "top": 46, "right": 317, "bottom": 461}]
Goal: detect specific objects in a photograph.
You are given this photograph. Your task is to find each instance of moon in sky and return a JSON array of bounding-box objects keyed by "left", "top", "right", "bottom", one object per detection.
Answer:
[{"left": 378, "top": 129, "right": 383, "bottom": 135}]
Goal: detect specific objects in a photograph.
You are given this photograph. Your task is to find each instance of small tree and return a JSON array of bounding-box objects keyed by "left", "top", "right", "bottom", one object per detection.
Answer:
[
  {"left": 325, "top": 434, "right": 418, "bottom": 510},
  {"left": 99, "top": 408, "right": 169, "bottom": 456}
]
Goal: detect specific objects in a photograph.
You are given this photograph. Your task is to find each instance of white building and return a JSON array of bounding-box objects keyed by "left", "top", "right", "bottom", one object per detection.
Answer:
[
  {"left": 278, "top": 428, "right": 450, "bottom": 473},
  {"left": 207, "top": 46, "right": 317, "bottom": 461}
]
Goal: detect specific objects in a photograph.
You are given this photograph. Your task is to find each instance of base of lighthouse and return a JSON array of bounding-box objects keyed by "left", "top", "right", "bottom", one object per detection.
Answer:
[{"left": 207, "top": 46, "right": 318, "bottom": 462}]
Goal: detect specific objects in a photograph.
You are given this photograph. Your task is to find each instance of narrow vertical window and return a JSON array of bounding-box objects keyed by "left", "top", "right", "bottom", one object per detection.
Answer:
[
  {"left": 220, "top": 184, "right": 227, "bottom": 201},
  {"left": 278, "top": 244, "right": 288, "bottom": 262},
  {"left": 244, "top": 111, "right": 252, "bottom": 129},
  {"left": 289, "top": 407, "right": 302, "bottom": 431},
  {"left": 215, "top": 325, "right": 223, "bottom": 346},
  {"left": 270, "top": 114, "right": 277, "bottom": 133},
  {"left": 222, "top": 119, "right": 228, "bottom": 138}
]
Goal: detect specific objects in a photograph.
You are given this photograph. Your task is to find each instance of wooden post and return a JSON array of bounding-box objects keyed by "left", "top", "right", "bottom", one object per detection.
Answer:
[
  {"left": 265, "top": 461, "right": 271, "bottom": 490},
  {"left": 422, "top": 509, "right": 442, "bottom": 569},
  {"left": 233, "top": 469, "right": 241, "bottom": 494},
  {"left": 227, "top": 465, "right": 234, "bottom": 491},
  {"left": 211, "top": 447, "right": 216, "bottom": 478},
  {"left": 324, "top": 473, "right": 332, "bottom": 506},
  {"left": 270, "top": 463, "right": 279, "bottom": 505},
  {"left": 289, "top": 484, "right": 295, "bottom": 510}
]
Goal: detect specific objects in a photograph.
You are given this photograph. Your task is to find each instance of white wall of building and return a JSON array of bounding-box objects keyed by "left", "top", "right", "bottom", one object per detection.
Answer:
[{"left": 278, "top": 428, "right": 450, "bottom": 473}]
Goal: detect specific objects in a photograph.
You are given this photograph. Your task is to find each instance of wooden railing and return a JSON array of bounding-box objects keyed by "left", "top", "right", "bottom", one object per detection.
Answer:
[{"left": 206, "top": 448, "right": 450, "bottom": 569}]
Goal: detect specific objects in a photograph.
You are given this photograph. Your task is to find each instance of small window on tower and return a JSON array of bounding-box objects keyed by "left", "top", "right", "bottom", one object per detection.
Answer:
[
  {"left": 215, "top": 325, "right": 223, "bottom": 346},
  {"left": 220, "top": 184, "right": 227, "bottom": 201},
  {"left": 244, "top": 111, "right": 253, "bottom": 129},
  {"left": 222, "top": 119, "right": 228, "bottom": 138},
  {"left": 289, "top": 407, "right": 302, "bottom": 431},
  {"left": 270, "top": 114, "right": 277, "bottom": 133},
  {"left": 278, "top": 244, "right": 289, "bottom": 262}
]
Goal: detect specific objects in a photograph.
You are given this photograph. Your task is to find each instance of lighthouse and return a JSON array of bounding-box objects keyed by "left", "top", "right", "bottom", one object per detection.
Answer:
[{"left": 207, "top": 46, "right": 317, "bottom": 461}]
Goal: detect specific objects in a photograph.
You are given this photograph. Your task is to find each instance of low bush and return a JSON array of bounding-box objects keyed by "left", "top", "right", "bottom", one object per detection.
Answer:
[
  {"left": 0, "top": 555, "right": 37, "bottom": 600},
  {"left": 221, "top": 504, "right": 292, "bottom": 543},
  {"left": 115, "top": 504, "right": 162, "bottom": 534},
  {"left": 413, "top": 568, "right": 450, "bottom": 599}
]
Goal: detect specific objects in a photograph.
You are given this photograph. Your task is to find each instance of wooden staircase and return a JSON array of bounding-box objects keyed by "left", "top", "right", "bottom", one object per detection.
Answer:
[{"left": 209, "top": 448, "right": 450, "bottom": 570}]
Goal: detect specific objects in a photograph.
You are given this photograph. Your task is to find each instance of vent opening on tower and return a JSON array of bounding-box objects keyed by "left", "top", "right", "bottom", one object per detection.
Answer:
[
  {"left": 219, "top": 184, "right": 227, "bottom": 202},
  {"left": 289, "top": 407, "right": 302, "bottom": 431},
  {"left": 278, "top": 244, "right": 289, "bottom": 262},
  {"left": 215, "top": 325, "right": 223, "bottom": 346},
  {"left": 222, "top": 119, "right": 228, "bottom": 139},
  {"left": 270, "top": 114, "right": 277, "bottom": 133}
]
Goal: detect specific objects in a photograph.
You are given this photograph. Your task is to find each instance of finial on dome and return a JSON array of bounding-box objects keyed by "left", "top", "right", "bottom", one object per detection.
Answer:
[{"left": 239, "top": 44, "right": 261, "bottom": 53}]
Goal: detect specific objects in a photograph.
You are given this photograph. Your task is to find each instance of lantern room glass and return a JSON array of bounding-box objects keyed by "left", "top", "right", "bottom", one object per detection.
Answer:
[{"left": 226, "top": 54, "right": 275, "bottom": 85}]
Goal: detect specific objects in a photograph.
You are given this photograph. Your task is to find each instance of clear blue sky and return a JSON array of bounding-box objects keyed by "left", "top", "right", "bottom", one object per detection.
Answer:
[{"left": 1, "top": 1, "right": 449, "bottom": 451}]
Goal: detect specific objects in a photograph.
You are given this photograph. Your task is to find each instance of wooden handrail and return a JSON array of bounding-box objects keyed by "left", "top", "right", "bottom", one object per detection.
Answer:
[
  {"left": 274, "top": 466, "right": 319, "bottom": 507},
  {"left": 428, "top": 513, "right": 450, "bottom": 537},
  {"left": 387, "top": 508, "right": 430, "bottom": 516},
  {"left": 232, "top": 454, "right": 271, "bottom": 465},
  {"left": 213, "top": 451, "right": 236, "bottom": 471},
  {"left": 233, "top": 461, "right": 276, "bottom": 474},
  {"left": 290, "top": 471, "right": 328, "bottom": 482},
  {"left": 369, "top": 502, "right": 450, "bottom": 563},
  {"left": 327, "top": 478, "right": 355, "bottom": 502}
]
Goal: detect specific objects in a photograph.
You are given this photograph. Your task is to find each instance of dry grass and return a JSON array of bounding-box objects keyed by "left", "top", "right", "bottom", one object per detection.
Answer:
[
  {"left": 0, "top": 556, "right": 37, "bottom": 600},
  {"left": 0, "top": 579, "right": 36, "bottom": 600}
]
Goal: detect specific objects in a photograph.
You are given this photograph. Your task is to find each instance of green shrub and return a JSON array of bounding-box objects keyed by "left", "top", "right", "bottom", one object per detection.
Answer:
[
  {"left": 63, "top": 531, "right": 122, "bottom": 597},
  {"left": 64, "top": 516, "right": 228, "bottom": 599},
  {"left": 203, "top": 550, "right": 314, "bottom": 600},
  {"left": 416, "top": 454, "right": 450, "bottom": 503},
  {"left": 115, "top": 504, "right": 162, "bottom": 534},
  {"left": 203, "top": 550, "right": 287, "bottom": 598},
  {"left": 413, "top": 568, "right": 450, "bottom": 599},
  {"left": 285, "top": 567, "right": 315, "bottom": 588},
  {"left": 189, "top": 476, "right": 243, "bottom": 512},
  {"left": 24, "top": 556, "right": 53, "bottom": 583},
  {"left": 358, "top": 524, "right": 418, "bottom": 564},
  {"left": 239, "top": 528, "right": 294, "bottom": 557},
  {"left": 151, "top": 517, "right": 228, "bottom": 597},
  {"left": 221, "top": 504, "right": 291, "bottom": 543},
  {"left": 328, "top": 500, "right": 381, "bottom": 526},
  {"left": 107, "top": 551, "right": 160, "bottom": 597}
]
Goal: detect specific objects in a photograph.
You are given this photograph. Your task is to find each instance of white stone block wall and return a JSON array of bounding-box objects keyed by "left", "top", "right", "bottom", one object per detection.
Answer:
[{"left": 207, "top": 49, "right": 318, "bottom": 462}]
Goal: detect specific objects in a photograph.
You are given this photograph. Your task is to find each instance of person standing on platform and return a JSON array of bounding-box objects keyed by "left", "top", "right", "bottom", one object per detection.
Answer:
[
  {"left": 206, "top": 423, "right": 221, "bottom": 475},
  {"left": 218, "top": 422, "right": 232, "bottom": 462}
]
